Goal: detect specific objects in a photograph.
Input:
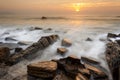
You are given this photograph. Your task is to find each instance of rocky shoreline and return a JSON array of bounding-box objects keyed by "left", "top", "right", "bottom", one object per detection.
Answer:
[{"left": 0, "top": 33, "right": 120, "bottom": 80}]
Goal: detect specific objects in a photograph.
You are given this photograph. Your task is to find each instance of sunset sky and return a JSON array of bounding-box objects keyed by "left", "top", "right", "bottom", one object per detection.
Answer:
[{"left": 0, "top": 0, "right": 120, "bottom": 16}]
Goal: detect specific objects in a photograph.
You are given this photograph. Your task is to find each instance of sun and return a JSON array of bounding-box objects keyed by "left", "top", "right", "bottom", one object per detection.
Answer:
[{"left": 72, "top": 3, "right": 81, "bottom": 12}]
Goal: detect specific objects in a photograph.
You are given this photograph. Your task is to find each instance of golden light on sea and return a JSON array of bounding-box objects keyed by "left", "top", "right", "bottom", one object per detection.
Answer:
[{"left": 72, "top": 3, "right": 81, "bottom": 12}]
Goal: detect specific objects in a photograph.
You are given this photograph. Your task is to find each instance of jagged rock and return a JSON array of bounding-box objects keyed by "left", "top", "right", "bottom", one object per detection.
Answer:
[
  {"left": 38, "top": 38, "right": 50, "bottom": 47},
  {"left": 107, "top": 33, "right": 118, "bottom": 38},
  {"left": 18, "top": 41, "right": 33, "bottom": 45},
  {"left": 105, "top": 40, "right": 120, "bottom": 80},
  {"left": 62, "top": 38, "right": 72, "bottom": 47},
  {"left": 78, "top": 68, "right": 90, "bottom": 75},
  {"left": 118, "top": 34, "right": 120, "bottom": 37},
  {"left": 0, "top": 43, "right": 19, "bottom": 50},
  {"left": 27, "top": 61, "right": 57, "bottom": 78},
  {"left": 57, "top": 56, "right": 85, "bottom": 78},
  {"left": 5, "top": 37, "right": 17, "bottom": 41},
  {"left": 53, "top": 71, "right": 72, "bottom": 80},
  {"left": 27, "top": 55, "right": 109, "bottom": 80},
  {"left": 81, "top": 56, "right": 100, "bottom": 65},
  {"left": 40, "top": 35, "right": 59, "bottom": 44},
  {"left": 0, "top": 47, "right": 10, "bottom": 62},
  {"left": 57, "top": 48, "right": 68, "bottom": 55},
  {"left": 0, "top": 64, "right": 8, "bottom": 78},
  {"left": 86, "top": 38, "right": 92, "bottom": 41},
  {"left": 7, "top": 35, "right": 59, "bottom": 65},
  {"left": 76, "top": 73, "right": 89, "bottom": 80},
  {"left": 116, "top": 40, "right": 120, "bottom": 45},
  {"left": 84, "top": 63, "right": 108, "bottom": 79},
  {"left": 15, "top": 47, "right": 23, "bottom": 53}
]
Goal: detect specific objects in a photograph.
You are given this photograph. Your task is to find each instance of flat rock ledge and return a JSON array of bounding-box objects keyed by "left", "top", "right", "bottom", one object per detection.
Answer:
[
  {"left": 5, "top": 34, "right": 59, "bottom": 65},
  {"left": 27, "top": 56, "right": 108, "bottom": 80}
]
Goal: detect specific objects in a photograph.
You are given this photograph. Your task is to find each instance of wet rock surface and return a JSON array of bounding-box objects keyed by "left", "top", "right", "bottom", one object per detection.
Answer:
[
  {"left": 61, "top": 38, "right": 72, "bottom": 47},
  {"left": 0, "top": 33, "right": 120, "bottom": 80},
  {"left": 15, "top": 47, "right": 23, "bottom": 53},
  {"left": 6, "top": 34, "right": 59, "bottom": 65},
  {"left": 17, "top": 41, "right": 33, "bottom": 45},
  {"left": 27, "top": 61, "right": 57, "bottom": 78},
  {"left": 86, "top": 37, "right": 93, "bottom": 41},
  {"left": 57, "top": 48, "right": 68, "bottom": 55},
  {"left": 5, "top": 37, "right": 17, "bottom": 41},
  {"left": 27, "top": 56, "right": 109, "bottom": 80},
  {"left": 0, "top": 63, "right": 9, "bottom": 79},
  {"left": 106, "top": 33, "right": 120, "bottom": 80},
  {"left": 0, "top": 47, "right": 10, "bottom": 62}
]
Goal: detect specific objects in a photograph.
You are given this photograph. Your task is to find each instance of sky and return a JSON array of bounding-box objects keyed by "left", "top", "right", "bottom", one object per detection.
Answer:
[{"left": 0, "top": 0, "right": 120, "bottom": 16}]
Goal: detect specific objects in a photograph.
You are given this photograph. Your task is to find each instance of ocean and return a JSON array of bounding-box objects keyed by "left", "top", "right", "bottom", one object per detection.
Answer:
[{"left": 0, "top": 15, "right": 120, "bottom": 80}]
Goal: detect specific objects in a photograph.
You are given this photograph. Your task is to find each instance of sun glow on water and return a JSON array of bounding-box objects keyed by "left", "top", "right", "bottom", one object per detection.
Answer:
[{"left": 72, "top": 3, "right": 81, "bottom": 12}]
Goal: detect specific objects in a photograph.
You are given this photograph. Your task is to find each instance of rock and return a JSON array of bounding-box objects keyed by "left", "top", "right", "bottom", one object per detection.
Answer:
[
  {"left": 56, "top": 56, "right": 85, "bottom": 77},
  {"left": 27, "top": 55, "right": 109, "bottom": 80},
  {"left": 57, "top": 48, "right": 68, "bottom": 55},
  {"left": 38, "top": 37, "right": 50, "bottom": 47},
  {"left": 76, "top": 73, "right": 89, "bottom": 80},
  {"left": 116, "top": 40, "right": 120, "bottom": 45},
  {"left": 40, "top": 35, "right": 59, "bottom": 44},
  {"left": 99, "top": 38, "right": 107, "bottom": 42},
  {"left": 5, "top": 37, "right": 17, "bottom": 41},
  {"left": 78, "top": 68, "right": 90, "bottom": 75},
  {"left": 0, "top": 47, "right": 10, "bottom": 62},
  {"left": 84, "top": 63, "right": 108, "bottom": 78},
  {"left": 41, "top": 16, "right": 47, "bottom": 19},
  {"left": 15, "top": 47, "right": 23, "bottom": 53},
  {"left": 7, "top": 35, "right": 59, "bottom": 65},
  {"left": 62, "top": 38, "right": 72, "bottom": 47},
  {"left": 18, "top": 41, "right": 33, "bottom": 45},
  {"left": 53, "top": 71, "right": 72, "bottom": 80},
  {"left": 118, "top": 34, "right": 120, "bottom": 37},
  {"left": 105, "top": 41, "right": 120, "bottom": 80},
  {"left": 3, "top": 32, "right": 9, "bottom": 35},
  {"left": 86, "top": 38, "right": 92, "bottom": 41},
  {"left": 81, "top": 56, "right": 100, "bottom": 65},
  {"left": 34, "top": 27, "right": 42, "bottom": 30},
  {"left": 0, "top": 64, "right": 8, "bottom": 78},
  {"left": 0, "top": 43, "right": 19, "bottom": 50},
  {"left": 27, "top": 61, "right": 57, "bottom": 78},
  {"left": 13, "top": 75, "right": 27, "bottom": 80},
  {"left": 107, "top": 33, "right": 118, "bottom": 38},
  {"left": 47, "top": 28, "right": 52, "bottom": 31}
]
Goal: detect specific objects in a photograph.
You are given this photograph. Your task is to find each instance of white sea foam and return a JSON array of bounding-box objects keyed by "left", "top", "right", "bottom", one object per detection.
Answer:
[{"left": 0, "top": 18, "right": 120, "bottom": 80}]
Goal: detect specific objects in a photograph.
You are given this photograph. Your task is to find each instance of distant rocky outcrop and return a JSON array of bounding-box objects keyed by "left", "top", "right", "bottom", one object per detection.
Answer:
[
  {"left": 41, "top": 16, "right": 47, "bottom": 20},
  {"left": 27, "top": 56, "right": 108, "bottom": 80}
]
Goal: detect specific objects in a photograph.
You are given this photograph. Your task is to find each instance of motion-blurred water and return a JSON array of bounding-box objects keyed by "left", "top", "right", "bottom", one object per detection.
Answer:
[{"left": 0, "top": 16, "right": 120, "bottom": 80}]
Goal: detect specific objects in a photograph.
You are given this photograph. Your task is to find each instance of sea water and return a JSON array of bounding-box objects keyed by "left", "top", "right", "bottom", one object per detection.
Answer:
[{"left": 0, "top": 15, "right": 120, "bottom": 80}]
